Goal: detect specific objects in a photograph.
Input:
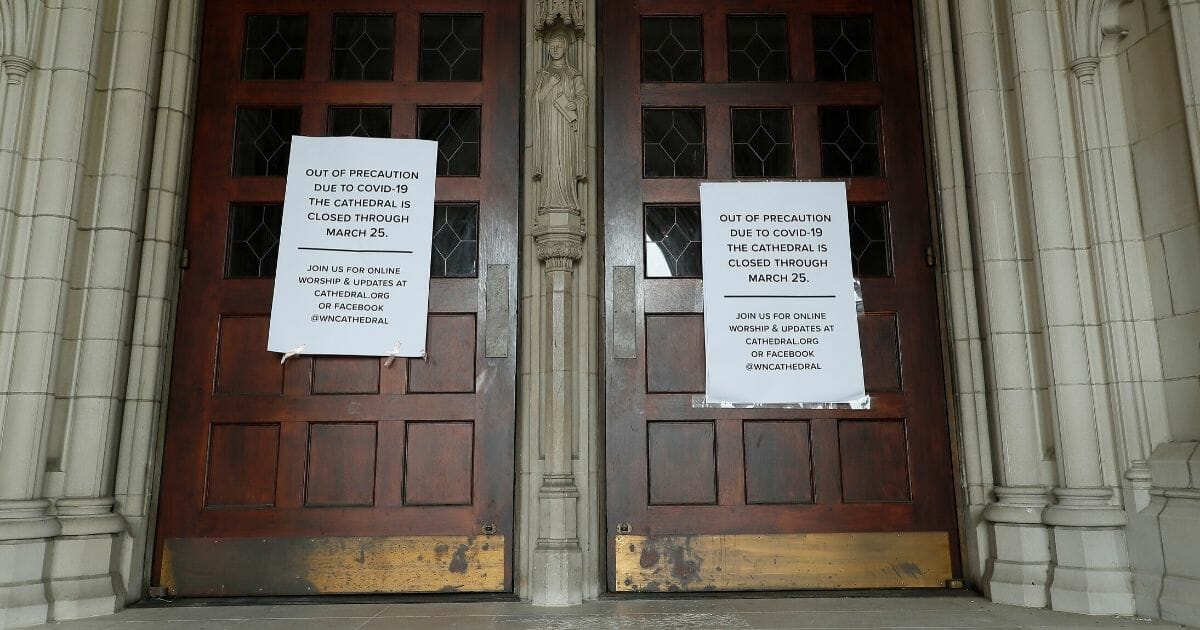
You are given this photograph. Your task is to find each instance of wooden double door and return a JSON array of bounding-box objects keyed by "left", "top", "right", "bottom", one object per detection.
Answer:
[
  {"left": 158, "top": 0, "right": 958, "bottom": 598},
  {"left": 154, "top": 0, "right": 520, "bottom": 595},
  {"left": 602, "top": 0, "right": 961, "bottom": 591}
]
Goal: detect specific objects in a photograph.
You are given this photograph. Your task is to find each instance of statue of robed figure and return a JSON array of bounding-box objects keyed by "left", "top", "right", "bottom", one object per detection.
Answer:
[{"left": 531, "top": 28, "right": 587, "bottom": 214}]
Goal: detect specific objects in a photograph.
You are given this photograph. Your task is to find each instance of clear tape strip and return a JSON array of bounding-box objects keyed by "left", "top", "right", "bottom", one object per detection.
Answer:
[{"left": 693, "top": 394, "right": 872, "bottom": 410}]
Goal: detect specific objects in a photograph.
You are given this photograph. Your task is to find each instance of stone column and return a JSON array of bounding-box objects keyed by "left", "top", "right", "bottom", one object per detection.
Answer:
[
  {"left": 0, "top": 54, "right": 33, "bottom": 250},
  {"left": 521, "top": 0, "right": 597, "bottom": 605},
  {"left": 954, "top": 0, "right": 1055, "bottom": 608},
  {"left": 530, "top": 224, "right": 585, "bottom": 605},
  {"left": 0, "top": 2, "right": 101, "bottom": 628},
  {"left": 918, "top": 0, "right": 996, "bottom": 584},
  {"left": 1010, "top": 2, "right": 1133, "bottom": 615},
  {"left": 111, "top": 0, "right": 202, "bottom": 604},
  {"left": 1167, "top": 0, "right": 1200, "bottom": 205},
  {"left": 47, "top": 1, "right": 168, "bottom": 619}
]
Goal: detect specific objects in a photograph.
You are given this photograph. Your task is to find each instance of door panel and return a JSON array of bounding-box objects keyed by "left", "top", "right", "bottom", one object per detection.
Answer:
[
  {"left": 604, "top": 0, "right": 959, "bottom": 591},
  {"left": 155, "top": 0, "right": 519, "bottom": 596}
]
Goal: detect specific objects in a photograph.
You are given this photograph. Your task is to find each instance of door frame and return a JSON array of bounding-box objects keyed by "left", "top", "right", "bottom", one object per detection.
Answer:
[{"left": 114, "top": 0, "right": 985, "bottom": 603}]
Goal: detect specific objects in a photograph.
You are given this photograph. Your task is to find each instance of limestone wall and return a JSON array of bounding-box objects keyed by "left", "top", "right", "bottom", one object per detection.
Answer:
[{"left": 1120, "top": 1, "right": 1200, "bottom": 442}]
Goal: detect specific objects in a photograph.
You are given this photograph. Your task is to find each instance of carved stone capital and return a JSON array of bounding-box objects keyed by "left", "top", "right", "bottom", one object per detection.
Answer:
[
  {"left": 1069, "top": 56, "right": 1100, "bottom": 84},
  {"left": 533, "top": 207, "right": 585, "bottom": 268},
  {"left": 535, "top": 0, "right": 584, "bottom": 35},
  {"left": 2, "top": 55, "right": 33, "bottom": 85},
  {"left": 534, "top": 238, "right": 583, "bottom": 268}
]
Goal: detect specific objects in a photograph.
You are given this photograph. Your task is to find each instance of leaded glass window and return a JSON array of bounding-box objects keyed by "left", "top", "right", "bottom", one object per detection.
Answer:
[
  {"left": 728, "top": 16, "right": 788, "bottom": 81},
  {"left": 243, "top": 15, "right": 307, "bottom": 80},
  {"left": 645, "top": 205, "right": 702, "bottom": 278},
  {"left": 232, "top": 107, "right": 300, "bottom": 176},
  {"left": 643, "top": 108, "right": 706, "bottom": 178},
  {"left": 226, "top": 204, "right": 283, "bottom": 278},
  {"left": 642, "top": 17, "right": 702, "bottom": 82}
]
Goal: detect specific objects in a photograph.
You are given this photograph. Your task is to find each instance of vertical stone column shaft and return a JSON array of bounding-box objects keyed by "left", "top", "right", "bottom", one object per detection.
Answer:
[
  {"left": 111, "top": 0, "right": 201, "bottom": 603},
  {"left": 920, "top": 0, "right": 996, "bottom": 585},
  {"left": 57, "top": 0, "right": 164, "bottom": 526},
  {"left": 954, "top": 0, "right": 1054, "bottom": 607},
  {"left": 0, "top": 0, "right": 100, "bottom": 514},
  {"left": 1011, "top": 2, "right": 1109, "bottom": 493},
  {"left": 0, "top": 3, "right": 100, "bottom": 627}
]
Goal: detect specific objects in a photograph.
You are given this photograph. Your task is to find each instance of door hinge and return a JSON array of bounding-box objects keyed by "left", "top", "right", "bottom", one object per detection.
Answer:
[
  {"left": 179, "top": 247, "right": 190, "bottom": 270},
  {"left": 925, "top": 245, "right": 936, "bottom": 268}
]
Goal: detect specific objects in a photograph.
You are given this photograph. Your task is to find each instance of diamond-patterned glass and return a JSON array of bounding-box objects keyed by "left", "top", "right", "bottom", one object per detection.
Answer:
[
  {"left": 232, "top": 107, "right": 300, "bottom": 176},
  {"left": 848, "top": 204, "right": 890, "bottom": 276},
  {"left": 814, "top": 16, "right": 874, "bottom": 81},
  {"left": 645, "top": 205, "right": 702, "bottom": 277},
  {"left": 430, "top": 203, "right": 479, "bottom": 277},
  {"left": 332, "top": 15, "right": 394, "bottom": 80},
  {"left": 728, "top": 16, "right": 788, "bottom": 81},
  {"left": 243, "top": 15, "right": 307, "bottom": 80},
  {"left": 420, "top": 15, "right": 483, "bottom": 81},
  {"left": 642, "top": 108, "right": 705, "bottom": 178},
  {"left": 418, "top": 107, "right": 481, "bottom": 176},
  {"left": 819, "top": 107, "right": 881, "bottom": 177},
  {"left": 731, "top": 108, "right": 793, "bottom": 177},
  {"left": 641, "top": 17, "right": 702, "bottom": 82},
  {"left": 328, "top": 106, "right": 391, "bottom": 138},
  {"left": 226, "top": 204, "right": 283, "bottom": 278}
]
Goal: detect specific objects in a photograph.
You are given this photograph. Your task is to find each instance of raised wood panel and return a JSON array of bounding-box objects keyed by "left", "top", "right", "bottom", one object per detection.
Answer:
[
  {"left": 647, "top": 421, "right": 717, "bottom": 505},
  {"left": 645, "top": 314, "right": 705, "bottom": 394},
  {"left": 305, "top": 423, "right": 377, "bottom": 507},
  {"left": 311, "top": 357, "right": 380, "bottom": 395},
  {"left": 408, "top": 314, "right": 476, "bottom": 393},
  {"left": 839, "top": 419, "right": 911, "bottom": 503},
  {"left": 860, "top": 312, "right": 901, "bottom": 392},
  {"left": 205, "top": 423, "right": 279, "bottom": 508},
  {"left": 215, "top": 316, "right": 281, "bottom": 395},
  {"left": 743, "top": 421, "right": 812, "bottom": 505},
  {"left": 404, "top": 421, "right": 473, "bottom": 506}
]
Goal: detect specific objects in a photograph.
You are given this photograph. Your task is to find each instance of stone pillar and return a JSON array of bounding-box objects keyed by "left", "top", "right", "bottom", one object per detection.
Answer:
[
  {"left": 520, "top": 0, "right": 597, "bottom": 605},
  {"left": 0, "top": 2, "right": 100, "bottom": 628},
  {"left": 1167, "top": 0, "right": 1200, "bottom": 205},
  {"left": 954, "top": 0, "right": 1054, "bottom": 607},
  {"left": 110, "top": 0, "right": 201, "bottom": 604},
  {"left": 1011, "top": 2, "right": 1134, "bottom": 615},
  {"left": 530, "top": 222, "right": 585, "bottom": 605},
  {"left": 918, "top": 0, "right": 995, "bottom": 585},
  {"left": 47, "top": 1, "right": 168, "bottom": 619}
]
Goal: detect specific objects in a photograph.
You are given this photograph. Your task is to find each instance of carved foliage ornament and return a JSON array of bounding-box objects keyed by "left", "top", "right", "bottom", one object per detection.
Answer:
[
  {"left": 535, "top": 238, "right": 584, "bottom": 263},
  {"left": 535, "top": 0, "right": 584, "bottom": 33}
]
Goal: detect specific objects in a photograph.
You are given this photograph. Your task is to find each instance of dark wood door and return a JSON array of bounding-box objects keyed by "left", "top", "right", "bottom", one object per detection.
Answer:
[
  {"left": 154, "top": 0, "right": 519, "bottom": 596},
  {"left": 603, "top": 0, "right": 961, "bottom": 591}
]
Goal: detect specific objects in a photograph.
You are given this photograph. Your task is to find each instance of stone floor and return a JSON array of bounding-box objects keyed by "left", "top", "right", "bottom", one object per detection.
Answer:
[{"left": 25, "top": 594, "right": 1190, "bottom": 630}]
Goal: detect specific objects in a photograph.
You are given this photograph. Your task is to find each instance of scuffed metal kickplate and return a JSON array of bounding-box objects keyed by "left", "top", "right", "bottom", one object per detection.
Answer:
[
  {"left": 615, "top": 532, "right": 952, "bottom": 591},
  {"left": 162, "top": 535, "right": 505, "bottom": 596}
]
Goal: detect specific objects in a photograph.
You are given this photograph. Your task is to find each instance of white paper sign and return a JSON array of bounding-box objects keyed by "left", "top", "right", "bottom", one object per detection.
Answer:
[
  {"left": 268, "top": 136, "right": 437, "bottom": 357},
  {"left": 700, "top": 181, "right": 866, "bottom": 405}
]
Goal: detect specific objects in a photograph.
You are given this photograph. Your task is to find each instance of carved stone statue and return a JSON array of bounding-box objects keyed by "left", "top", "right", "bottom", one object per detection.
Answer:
[{"left": 531, "top": 28, "right": 587, "bottom": 214}]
